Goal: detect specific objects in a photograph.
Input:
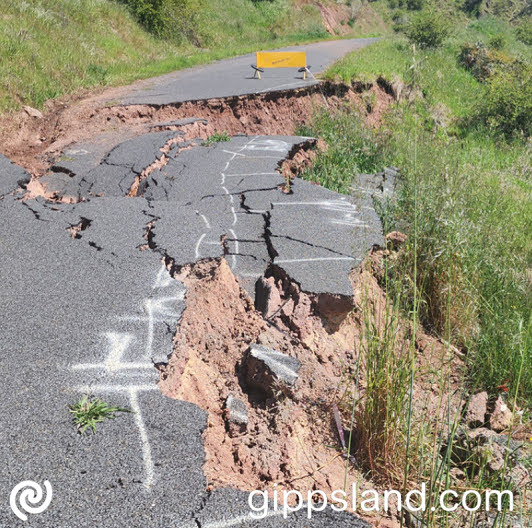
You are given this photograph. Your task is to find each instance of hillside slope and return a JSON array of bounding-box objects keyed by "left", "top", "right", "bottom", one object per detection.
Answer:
[{"left": 0, "top": 0, "right": 387, "bottom": 113}]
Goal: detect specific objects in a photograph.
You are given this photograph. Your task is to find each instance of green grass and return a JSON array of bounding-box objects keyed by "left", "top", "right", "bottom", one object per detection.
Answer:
[
  {"left": 202, "top": 130, "right": 231, "bottom": 145},
  {"left": 70, "top": 395, "right": 132, "bottom": 434},
  {"left": 313, "top": 17, "right": 531, "bottom": 524},
  {"left": 0, "top": 0, "right": 387, "bottom": 114},
  {"left": 303, "top": 17, "right": 531, "bottom": 405}
]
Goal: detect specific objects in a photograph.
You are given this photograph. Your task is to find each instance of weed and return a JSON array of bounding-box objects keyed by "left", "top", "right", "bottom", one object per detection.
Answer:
[
  {"left": 202, "top": 131, "right": 230, "bottom": 146},
  {"left": 69, "top": 395, "right": 132, "bottom": 434}
]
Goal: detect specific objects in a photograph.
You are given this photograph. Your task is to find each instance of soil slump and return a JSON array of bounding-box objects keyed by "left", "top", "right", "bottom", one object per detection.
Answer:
[
  {"left": 159, "top": 257, "right": 360, "bottom": 493},
  {"left": 0, "top": 81, "right": 393, "bottom": 177},
  {"left": 156, "top": 250, "right": 464, "bottom": 528}
]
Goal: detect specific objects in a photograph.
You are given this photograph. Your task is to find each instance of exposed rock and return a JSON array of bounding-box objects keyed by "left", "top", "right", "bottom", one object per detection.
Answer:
[
  {"left": 449, "top": 467, "right": 466, "bottom": 483},
  {"left": 490, "top": 396, "right": 513, "bottom": 432},
  {"left": 509, "top": 464, "right": 530, "bottom": 489},
  {"left": 255, "top": 276, "right": 282, "bottom": 319},
  {"left": 225, "top": 394, "right": 249, "bottom": 435},
  {"left": 243, "top": 343, "right": 301, "bottom": 397},
  {"left": 472, "top": 442, "right": 505, "bottom": 473},
  {"left": 465, "top": 391, "right": 488, "bottom": 428},
  {"left": 22, "top": 105, "right": 43, "bottom": 119},
  {"left": 468, "top": 427, "right": 498, "bottom": 443}
]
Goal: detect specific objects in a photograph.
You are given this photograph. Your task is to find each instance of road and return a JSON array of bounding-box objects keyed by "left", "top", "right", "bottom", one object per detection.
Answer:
[
  {"left": 117, "top": 38, "right": 379, "bottom": 106},
  {"left": 0, "top": 39, "right": 381, "bottom": 527}
]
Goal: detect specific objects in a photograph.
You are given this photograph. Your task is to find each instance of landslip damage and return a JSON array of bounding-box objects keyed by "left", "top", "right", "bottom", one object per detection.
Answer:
[
  {"left": 0, "top": 79, "right": 396, "bottom": 177},
  {"left": 0, "top": 80, "right": 457, "bottom": 528}
]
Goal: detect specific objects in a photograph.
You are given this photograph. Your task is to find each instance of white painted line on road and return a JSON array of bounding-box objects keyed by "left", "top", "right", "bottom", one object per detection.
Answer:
[
  {"left": 129, "top": 388, "right": 155, "bottom": 490},
  {"left": 276, "top": 257, "right": 355, "bottom": 263},
  {"left": 195, "top": 232, "right": 207, "bottom": 259}
]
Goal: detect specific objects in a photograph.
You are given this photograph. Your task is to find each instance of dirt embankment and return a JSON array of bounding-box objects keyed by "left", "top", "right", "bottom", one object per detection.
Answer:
[
  {"left": 0, "top": 80, "right": 394, "bottom": 177},
  {"left": 157, "top": 247, "right": 463, "bottom": 527}
]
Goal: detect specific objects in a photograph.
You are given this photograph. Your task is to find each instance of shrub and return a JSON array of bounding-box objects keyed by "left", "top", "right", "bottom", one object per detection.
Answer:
[
  {"left": 478, "top": 61, "right": 532, "bottom": 137},
  {"left": 404, "top": 10, "right": 451, "bottom": 48},
  {"left": 488, "top": 33, "right": 506, "bottom": 50},
  {"left": 120, "top": 0, "right": 203, "bottom": 43},
  {"left": 459, "top": 42, "right": 515, "bottom": 82},
  {"left": 515, "top": 18, "right": 532, "bottom": 45},
  {"left": 406, "top": 0, "right": 425, "bottom": 10}
]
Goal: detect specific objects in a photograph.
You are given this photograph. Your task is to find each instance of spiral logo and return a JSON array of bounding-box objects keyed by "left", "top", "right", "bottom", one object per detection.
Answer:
[{"left": 9, "top": 480, "right": 53, "bottom": 521}]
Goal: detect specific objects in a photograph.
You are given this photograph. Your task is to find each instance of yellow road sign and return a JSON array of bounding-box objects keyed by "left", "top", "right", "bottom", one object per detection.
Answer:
[{"left": 256, "top": 51, "right": 307, "bottom": 69}]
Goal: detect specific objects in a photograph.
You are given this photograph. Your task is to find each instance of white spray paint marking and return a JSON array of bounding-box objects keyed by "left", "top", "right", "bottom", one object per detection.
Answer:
[
  {"left": 195, "top": 232, "right": 207, "bottom": 259},
  {"left": 221, "top": 149, "right": 279, "bottom": 159},
  {"left": 129, "top": 389, "right": 155, "bottom": 489},
  {"left": 276, "top": 257, "right": 355, "bottom": 263},
  {"left": 225, "top": 172, "right": 280, "bottom": 177},
  {"left": 330, "top": 219, "right": 369, "bottom": 227},
  {"left": 70, "top": 265, "right": 186, "bottom": 491},
  {"left": 72, "top": 333, "right": 152, "bottom": 372},
  {"left": 196, "top": 212, "right": 211, "bottom": 229},
  {"left": 242, "top": 139, "right": 290, "bottom": 152},
  {"left": 217, "top": 136, "right": 260, "bottom": 270},
  {"left": 153, "top": 264, "right": 174, "bottom": 288},
  {"left": 228, "top": 228, "right": 239, "bottom": 269},
  {"left": 181, "top": 508, "right": 290, "bottom": 528},
  {"left": 75, "top": 384, "right": 158, "bottom": 393}
]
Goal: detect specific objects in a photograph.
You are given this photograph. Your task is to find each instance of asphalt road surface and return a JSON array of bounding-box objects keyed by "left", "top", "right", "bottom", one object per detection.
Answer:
[
  {"left": 0, "top": 39, "right": 382, "bottom": 528},
  {"left": 117, "top": 38, "right": 379, "bottom": 106}
]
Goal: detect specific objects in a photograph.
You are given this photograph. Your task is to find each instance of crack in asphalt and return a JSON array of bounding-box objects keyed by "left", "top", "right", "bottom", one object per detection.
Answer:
[{"left": 0, "top": 133, "right": 385, "bottom": 528}]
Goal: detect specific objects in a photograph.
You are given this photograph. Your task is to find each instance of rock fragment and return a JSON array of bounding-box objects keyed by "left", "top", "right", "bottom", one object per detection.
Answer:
[
  {"left": 224, "top": 394, "right": 248, "bottom": 435},
  {"left": 464, "top": 391, "right": 488, "bottom": 428},
  {"left": 23, "top": 105, "right": 43, "bottom": 119},
  {"left": 243, "top": 344, "right": 301, "bottom": 398},
  {"left": 490, "top": 396, "right": 513, "bottom": 432}
]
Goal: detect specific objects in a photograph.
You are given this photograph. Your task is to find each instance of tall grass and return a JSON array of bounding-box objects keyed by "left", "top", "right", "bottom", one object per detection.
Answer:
[
  {"left": 304, "top": 22, "right": 531, "bottom": 405},
  {"left": 313, "top": 21, "right": 530, "bottom": 525}
]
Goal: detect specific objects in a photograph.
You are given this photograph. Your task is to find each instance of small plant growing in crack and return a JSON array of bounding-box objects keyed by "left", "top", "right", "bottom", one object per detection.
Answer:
[
  {"left": 202, "top": 131, "right": 230, "bottom": 146},
  {"left": 70, "top": 396, "right": 133, "bottom": 435}
]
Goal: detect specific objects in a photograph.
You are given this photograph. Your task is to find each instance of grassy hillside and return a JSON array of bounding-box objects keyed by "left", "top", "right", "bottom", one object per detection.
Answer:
[
  {"left": 299, "top": 11, "right": 530, "bottom": 526},
  {"left": 0, "top": 0, "right": 386, "bottom": 113},
  {"left": 305, "top": 14, "right": 531, "bottom": 404}
]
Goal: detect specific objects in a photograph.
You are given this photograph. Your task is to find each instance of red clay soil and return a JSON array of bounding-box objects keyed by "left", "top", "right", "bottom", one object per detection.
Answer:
[
  {"left": 0, "top": 81, "right": 393, "bottom": 177},
  {"left": 158, "top": 249, "right": 464, "bottom": 527}
]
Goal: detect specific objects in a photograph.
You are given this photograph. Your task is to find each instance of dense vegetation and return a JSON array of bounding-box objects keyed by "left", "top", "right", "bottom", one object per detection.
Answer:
[
  {"left": 299, "top": 8, "right": 530, "bottom": 525},
  {"left": 305, "top": 11, "right": 531, "bottom": 404}
]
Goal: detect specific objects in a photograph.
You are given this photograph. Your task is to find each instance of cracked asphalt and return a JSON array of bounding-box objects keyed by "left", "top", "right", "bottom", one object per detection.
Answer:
[{"left": 0, "top": 39, "right": 382, "bottom": 528}]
